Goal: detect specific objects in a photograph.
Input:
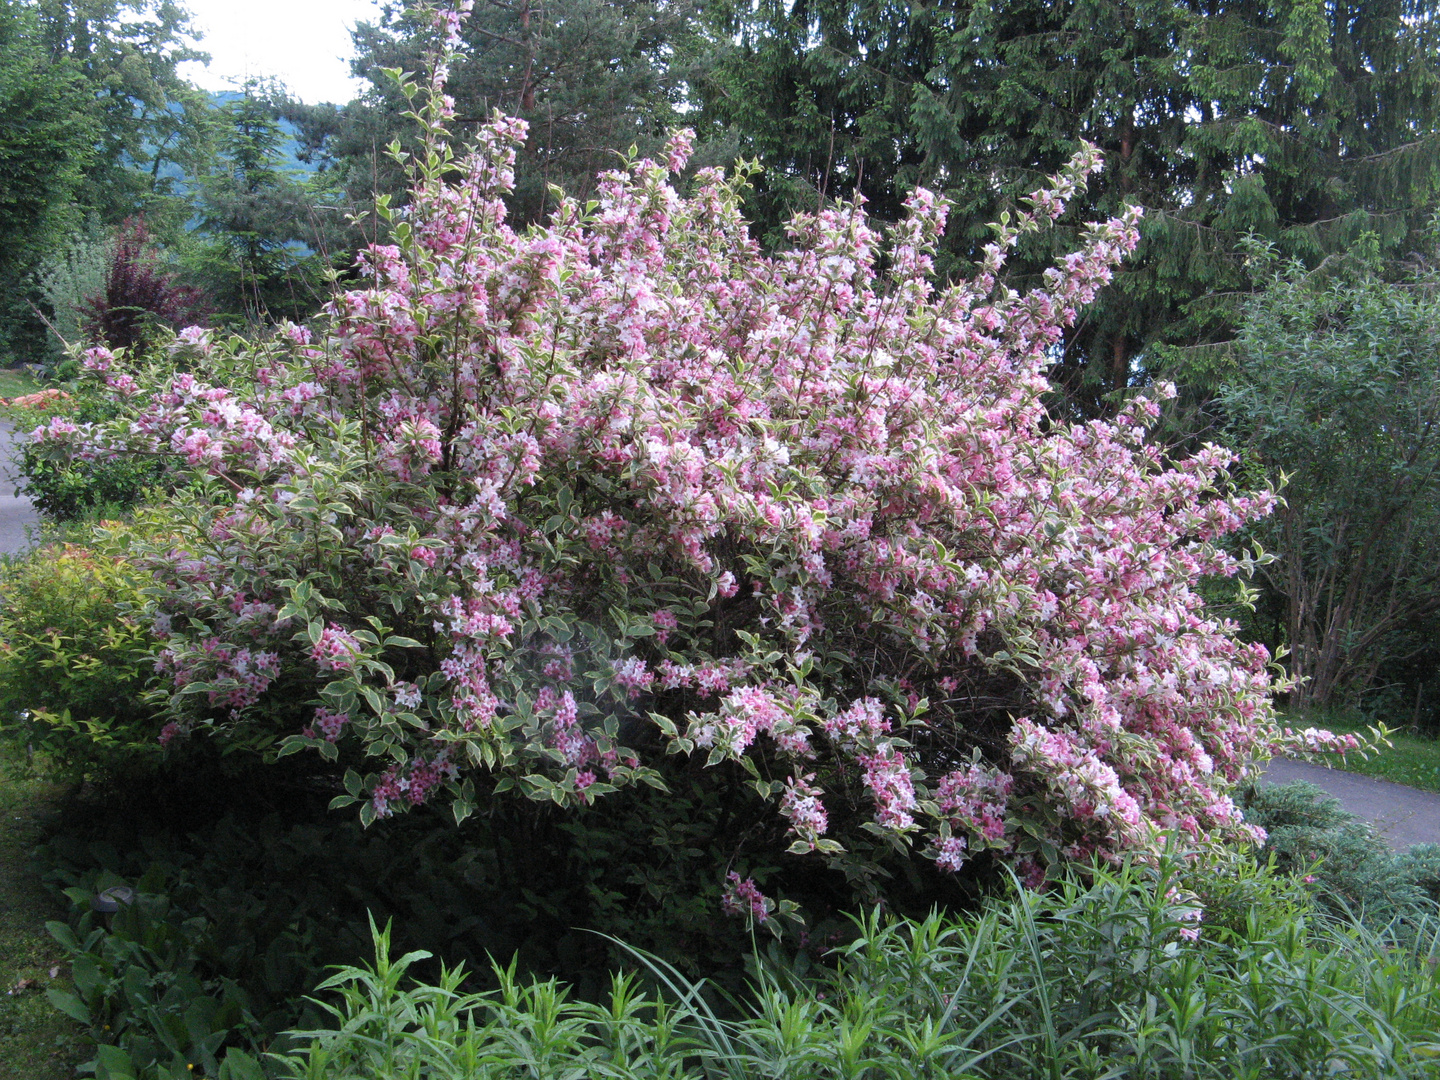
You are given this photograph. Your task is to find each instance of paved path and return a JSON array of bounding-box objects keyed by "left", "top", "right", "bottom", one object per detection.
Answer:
[
  {"left": 0, "top": 421, "right": 37, "bottom": 556},
  {"left": 1262, "top": 757, "right": 1440, "bottom": 849}
]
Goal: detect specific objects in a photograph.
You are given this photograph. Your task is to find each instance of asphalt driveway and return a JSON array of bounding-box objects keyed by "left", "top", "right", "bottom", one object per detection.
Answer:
[
  {"left": 1262, "top": 757, "right": 1440, "bottom": 849},
  {"left": 0, "top": 421, "right": 37, "bottom": 556}
]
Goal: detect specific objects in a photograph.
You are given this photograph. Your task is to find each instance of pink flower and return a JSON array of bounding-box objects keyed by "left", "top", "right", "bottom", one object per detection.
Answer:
[
  {"left": 721, "top": 871, "right": 770, "bottom": 922},
  {"left": 312, "top": 624, "right": 362, "bottom": 673}
]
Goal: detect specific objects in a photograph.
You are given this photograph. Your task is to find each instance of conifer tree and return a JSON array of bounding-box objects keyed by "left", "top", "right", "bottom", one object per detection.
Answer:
[
  {"left": 189, "top": 83, "right": 331, "bottom": 325},
  {"left": 703, "top": 0, "right": 1440, "bottom": 417},
  {"left": 307, "top": 0, "right": 713, "bottom": 226}
]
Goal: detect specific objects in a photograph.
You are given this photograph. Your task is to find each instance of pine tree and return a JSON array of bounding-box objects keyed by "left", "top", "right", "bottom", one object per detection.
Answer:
[
  {"left": 190, "top": 83, "right": 333, "bottom": 325},
  {"left": 308, "top": 0, "right": 713, "bottom": 226},
  {"left": 704, "top": 0, "right": 1440, "bottom": 418}
]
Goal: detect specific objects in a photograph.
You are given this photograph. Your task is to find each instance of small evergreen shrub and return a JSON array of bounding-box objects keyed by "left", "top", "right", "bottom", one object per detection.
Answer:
[{"left": 1238, "top": 780, "right": 1439, "bottom": 927}]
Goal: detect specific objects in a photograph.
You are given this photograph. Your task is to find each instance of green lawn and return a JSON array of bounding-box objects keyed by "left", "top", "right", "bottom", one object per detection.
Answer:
[
  {"left": 1286, "top": 712, "right": 1440, "bottom": 794},
  {"left": 0, "top": 367, "right": 42, "bottom": 401},
  {"left": 0, "top": 757, "right": 83, "bottom": 1079}
]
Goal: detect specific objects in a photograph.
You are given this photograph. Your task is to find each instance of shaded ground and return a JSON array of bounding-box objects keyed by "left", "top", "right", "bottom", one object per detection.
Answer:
[
  {"left": 1263, "top": 758, "right": 1440, "bottom": 849},
  {"left": 0, "top": 766, "right": 80, "bottom": 1079}
]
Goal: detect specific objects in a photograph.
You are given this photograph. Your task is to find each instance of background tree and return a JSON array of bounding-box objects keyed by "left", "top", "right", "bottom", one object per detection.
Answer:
[
  {"left": 188, "top": 83, "right": 336, "bottom": 326},
  {"left": 1220, "top": 239, "right": 1440, "bottom": 712},
  {"left": 302, "top": 0, "right": 714, "bottom": 227},
  {"left": 701, "top": 0, "right": 1440, "bottom": 419},
  {"left": 0, "top": 0, "right": 96, "bottom": 362},
  {"left": 34, "top": 0, "right": 212, "bottom": 234}
]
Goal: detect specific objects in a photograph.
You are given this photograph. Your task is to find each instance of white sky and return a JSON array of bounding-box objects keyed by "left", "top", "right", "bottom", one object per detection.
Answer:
[{"left": 177, "top": 0, "right": 386, "bottom": 105}]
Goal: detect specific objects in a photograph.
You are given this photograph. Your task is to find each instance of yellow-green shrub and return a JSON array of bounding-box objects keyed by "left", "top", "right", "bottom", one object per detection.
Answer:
[{"left": 0, "top": 533, "right": 162, "bottom": 777}]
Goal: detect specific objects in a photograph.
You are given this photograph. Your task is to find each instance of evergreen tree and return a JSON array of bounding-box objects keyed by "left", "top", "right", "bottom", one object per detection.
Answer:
[
  {"left": 190, "top": 83, "right": 334, "bottom": 325},
  {"left": 703, "top": 0, "right": 1440, "bottom": 418},
  {"left": 306, "top": 0, "right": 713, "bottom": 225}
]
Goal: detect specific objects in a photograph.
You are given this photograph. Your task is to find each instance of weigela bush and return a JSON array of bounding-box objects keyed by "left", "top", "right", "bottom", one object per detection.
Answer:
[{"left": 28, "top": 9, "right": 1355, "bottom": 897}]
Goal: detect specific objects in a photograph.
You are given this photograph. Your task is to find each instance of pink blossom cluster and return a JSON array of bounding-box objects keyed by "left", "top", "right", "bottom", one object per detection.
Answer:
[
  {"left": 49, "top": 38, "right": 1326, "bottom": 879},
  {"left": 305, "top": 707, "right": 349, "bottom": 742},
  {"left": 311, "top": 623, "right": 362, "bottom": 673},
  {"left": 721, "top": 871, "right": 771, "bottom": 923}
]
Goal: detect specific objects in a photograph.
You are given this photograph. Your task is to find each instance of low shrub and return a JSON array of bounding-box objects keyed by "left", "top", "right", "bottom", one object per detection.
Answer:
[
  {"left": 1237, "top": 780, "right": 1439, "bottom": 929},
  {"left": 45, "top": 870, "right": 272, "bottom": 1080},
  {"left": 0, "top": 530, "right": 162, "bottom": 779},
  {"left": 11, "top": 391, "right": 162, "bottom": 522},
  {"left": 278, "top": 859, "right": 1440, "bottom": 1080}
]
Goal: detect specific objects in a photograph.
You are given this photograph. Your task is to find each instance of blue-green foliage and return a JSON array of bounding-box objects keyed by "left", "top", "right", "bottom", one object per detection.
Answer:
[{"left": 1238, "top": 780, "right": 1440, "bottom": 929}]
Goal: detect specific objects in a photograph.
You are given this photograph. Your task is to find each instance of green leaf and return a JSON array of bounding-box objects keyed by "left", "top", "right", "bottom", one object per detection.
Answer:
[
  {"left": 45, "top": 988, "right": 91, "bottom": 1024},
  {"left": 93, "top": 1044, "right": 137, "bottom": 1080}
]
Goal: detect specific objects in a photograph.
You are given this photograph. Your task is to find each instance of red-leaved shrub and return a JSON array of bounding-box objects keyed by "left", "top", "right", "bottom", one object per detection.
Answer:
[{"left": 83, "top": 217, "right": 209, "bottom": 352}]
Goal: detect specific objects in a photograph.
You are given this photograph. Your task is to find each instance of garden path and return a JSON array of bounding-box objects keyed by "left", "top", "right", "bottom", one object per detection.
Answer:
[
  {"left": 0, "top": 422, "right": 36, "bottom": 555},
  {"left": 1262, "top": 758, "right": 1440, "bottom": 850}
]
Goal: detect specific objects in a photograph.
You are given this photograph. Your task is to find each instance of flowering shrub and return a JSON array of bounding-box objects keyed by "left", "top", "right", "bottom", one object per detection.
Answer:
[{"left": 28, "top": 10, "right": 1355, "bottom": 895}]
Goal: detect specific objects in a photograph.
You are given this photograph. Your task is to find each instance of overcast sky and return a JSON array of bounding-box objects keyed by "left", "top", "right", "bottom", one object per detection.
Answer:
[{"left": 177, "top": 0, "right": 385, "bottom": 104}]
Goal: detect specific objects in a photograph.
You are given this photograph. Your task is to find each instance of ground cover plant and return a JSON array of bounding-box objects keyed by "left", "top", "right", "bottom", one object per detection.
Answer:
[
  {"left": 1238, "top": 780, "right": 1440, "bottom": 927},
  {"left": 0, "top": 745, "right": 83, "bottom": 1080},
  {"left": 24, "top": 7, "right": 1362, "bottom": 924}
]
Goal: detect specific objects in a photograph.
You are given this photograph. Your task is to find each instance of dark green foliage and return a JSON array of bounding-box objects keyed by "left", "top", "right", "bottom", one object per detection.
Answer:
[
  {"left": 0, "top": 0, "right": 95, "bottom": 363},
  {"left": 45, "top": 880, "right": 273, "bottom": 1080},
  {"left": 187, "top": 84, "right": 337, "bottom": 327},
  {"left": 1399, "top": 845, "right": 1440, "bottom": 909},
  {"left": 32, "top": 0, "right": 211, "bottom": 234},
  {"left": 702, "top": 0, "right": 1440, "bottom": 417},
  {"left": 1237, "top": 780, "right": 1439, "bottom": 928},
  {"left": 1220, "top": 247, "right": 1440, "bottom": 708},
  {"left": 308, "top": 0, "right": 712, "bottom": 226},
  {"left": 18, "top": 448, "right": 161, "bottom": 524},
  {"left": 35, "top": 776, "right": 758, "bottom": 1077}
]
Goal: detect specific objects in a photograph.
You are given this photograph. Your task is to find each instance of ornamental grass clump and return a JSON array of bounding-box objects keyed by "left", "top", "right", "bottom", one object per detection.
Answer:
[{"left": 25, "top": 5, "right": 1350, "bottom": 898}]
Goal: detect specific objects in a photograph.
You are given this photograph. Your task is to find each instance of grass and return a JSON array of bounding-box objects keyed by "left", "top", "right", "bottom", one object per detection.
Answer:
[
  {"left": 0, "top": 366, "right": 43, "bottom": 401},
  {"left": 1286, "top": 710, "right": 1440, "bottom": 794},
  {"left": 0, "top": 753, "right": 83, "bottom": 1079}
]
